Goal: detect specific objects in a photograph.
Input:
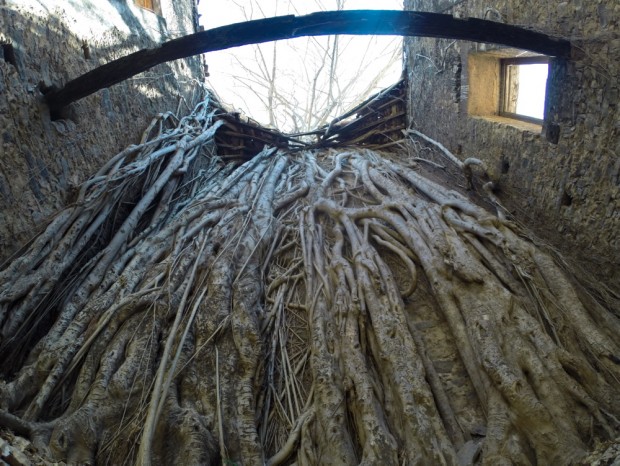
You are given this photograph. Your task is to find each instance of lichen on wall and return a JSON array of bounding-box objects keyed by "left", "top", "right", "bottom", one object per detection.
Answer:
[
  {"left": 0, "top": 0, "right": 203, "bottom": 261},
  {"left": 404, "top": 0, "right": 619, "bottom": 286}
]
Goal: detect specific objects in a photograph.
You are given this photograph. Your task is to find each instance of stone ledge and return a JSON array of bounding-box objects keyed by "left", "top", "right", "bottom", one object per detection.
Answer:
[{"left": 469, "top": 114, "right": 542, "bottom": 134}]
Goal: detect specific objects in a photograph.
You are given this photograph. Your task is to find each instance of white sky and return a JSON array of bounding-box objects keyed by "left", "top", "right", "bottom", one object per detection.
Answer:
[
  {"left": 196, "top": 1, "right": 403, "bottom": 132},
  {"left": 515, "top": 63, "right": 548, "bottom": 120}
]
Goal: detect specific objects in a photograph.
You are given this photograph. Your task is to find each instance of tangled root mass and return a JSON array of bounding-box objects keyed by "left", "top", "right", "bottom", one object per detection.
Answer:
[{"left": 0, "top": 95, "right": 619, "bottom": 465}]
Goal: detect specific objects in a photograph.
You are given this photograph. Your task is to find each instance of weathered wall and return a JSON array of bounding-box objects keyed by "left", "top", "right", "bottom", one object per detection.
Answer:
[
  {"left": 0, "top": 0, "right": 203, "bottom": 261},
  {"left": 404, "top": 0, "right": 619, "bottom": 286}
]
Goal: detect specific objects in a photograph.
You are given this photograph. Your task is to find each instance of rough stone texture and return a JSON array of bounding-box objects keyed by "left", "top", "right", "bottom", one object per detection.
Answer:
[
  {"left": 0, "top": 0, "right": 202, "bottom": 262},
  {"left": 404, "top": 0, "right": 619, "bottom": 287}
]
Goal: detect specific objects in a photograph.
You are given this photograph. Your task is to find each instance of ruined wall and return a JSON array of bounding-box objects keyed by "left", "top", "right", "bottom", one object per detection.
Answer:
[
  {"left": 404, "top": 0, "right": 619, "bottom": 286},
  {"left": 0, "top": 0, "right": 203, "bottom": 261}
]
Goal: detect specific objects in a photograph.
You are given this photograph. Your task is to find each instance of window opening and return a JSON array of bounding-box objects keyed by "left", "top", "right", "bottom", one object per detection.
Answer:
[
  {"left": 500, "top": 56, "right": 549, "bottom": 124},
  {"left": 197, "top": 0, "right": 403, "bottom": 135},
  {"left": 134, "top": 0, "right": 161, "bottom": 15}
]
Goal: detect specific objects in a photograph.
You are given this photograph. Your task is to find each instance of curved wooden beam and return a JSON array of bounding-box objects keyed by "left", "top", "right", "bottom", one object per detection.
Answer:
[{"left": 44, "top": 10, "right": 571, "bottom": 111}]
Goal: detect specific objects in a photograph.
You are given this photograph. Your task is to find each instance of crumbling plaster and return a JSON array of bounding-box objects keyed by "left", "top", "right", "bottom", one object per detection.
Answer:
[
  {"left": 0, "top": 0, "right": 202, "bottom": 261},
  {"left": 405, "top": 0, "right": 619, "bottom": 286}
]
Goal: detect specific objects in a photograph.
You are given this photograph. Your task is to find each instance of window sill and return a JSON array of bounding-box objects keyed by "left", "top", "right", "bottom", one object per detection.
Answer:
[{"left": 470, "top": 115, "right": 542, "bottom": 134}]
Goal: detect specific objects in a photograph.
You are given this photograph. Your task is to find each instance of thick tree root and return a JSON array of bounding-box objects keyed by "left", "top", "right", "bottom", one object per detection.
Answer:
[{"left": 0, "top": 94, "right": 618, "bottom": 465}]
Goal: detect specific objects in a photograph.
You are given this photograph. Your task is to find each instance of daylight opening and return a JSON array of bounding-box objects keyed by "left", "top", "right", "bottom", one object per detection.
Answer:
[
  {"left": 500, "top": 57, "right": 549, "bottom": 122},
  {"left": 197, "top": 0, "right": 403, "bottom": 134}
]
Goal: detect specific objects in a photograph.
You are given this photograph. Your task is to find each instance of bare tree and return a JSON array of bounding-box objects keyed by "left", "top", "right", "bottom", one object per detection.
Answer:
[
  {"left": 203, "top": 0, "right": 403, "bottom": 133},
  {"left": 1, "top": 3, "right": 618, "bottom": 465}
]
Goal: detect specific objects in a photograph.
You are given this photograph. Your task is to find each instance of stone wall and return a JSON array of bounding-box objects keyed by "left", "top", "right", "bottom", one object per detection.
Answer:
[
  {"left": 0, "top": 0, "right": 203, "bottom": 261},
  {"left": 404, "top": 0, "right": 619, "bottom": 286}
]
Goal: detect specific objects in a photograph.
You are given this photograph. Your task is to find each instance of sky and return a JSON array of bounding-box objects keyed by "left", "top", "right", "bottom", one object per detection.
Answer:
[
  {"left": 515, "top": 63, "right": 548, "bottom": 120},
  {"left": 196, "top": 0, "right": 403, "bottom": 132}
]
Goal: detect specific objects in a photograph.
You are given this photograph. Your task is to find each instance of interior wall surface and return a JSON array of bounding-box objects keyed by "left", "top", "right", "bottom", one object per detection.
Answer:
[
  {"left": 0, "top": 0, "right": 203, "bottom": 261},
  {"left": 404, "top": 0, "right": 619, "bottom": 286}
]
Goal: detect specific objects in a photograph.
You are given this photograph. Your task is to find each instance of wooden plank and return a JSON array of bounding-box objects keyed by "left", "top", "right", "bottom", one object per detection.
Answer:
[{"left": 45, "top": 10, "right": 571, "bottom": 111}]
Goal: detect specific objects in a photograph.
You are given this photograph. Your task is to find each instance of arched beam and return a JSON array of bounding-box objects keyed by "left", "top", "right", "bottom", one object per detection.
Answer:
[{"left": 44, "top": 10, "right": 571, "bottom": 111}]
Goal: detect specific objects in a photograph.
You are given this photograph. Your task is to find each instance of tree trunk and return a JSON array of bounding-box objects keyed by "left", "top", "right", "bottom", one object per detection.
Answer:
[{"left": 0, "top": 94, "right": 618, "bottom": 465}]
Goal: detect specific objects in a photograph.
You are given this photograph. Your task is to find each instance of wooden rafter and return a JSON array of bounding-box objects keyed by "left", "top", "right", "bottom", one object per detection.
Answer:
[{"left": 44, "top": 10, "right": 571, "bottom": 112}]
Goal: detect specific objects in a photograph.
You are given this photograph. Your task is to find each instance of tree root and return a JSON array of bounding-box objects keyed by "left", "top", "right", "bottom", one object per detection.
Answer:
[{"left": 0, "top": 93, "right": 618, "bottom": 465}]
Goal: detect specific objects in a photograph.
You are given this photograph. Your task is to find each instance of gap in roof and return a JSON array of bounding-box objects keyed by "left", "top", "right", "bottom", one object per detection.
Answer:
[{"left": 197, "top": 0, "right": 403, "bottom": 134}]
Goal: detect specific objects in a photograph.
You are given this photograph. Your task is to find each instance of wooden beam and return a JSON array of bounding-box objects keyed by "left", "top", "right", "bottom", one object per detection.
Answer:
[{"left": 44, "top": 10, "right": 571, "bottom": 111}]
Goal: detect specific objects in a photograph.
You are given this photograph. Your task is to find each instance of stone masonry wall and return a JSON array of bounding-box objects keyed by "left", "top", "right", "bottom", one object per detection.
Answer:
[
  {"left": 404, "top": 0, "right": 619, "bottom": 286},
  {"left": 0, "top": 0, "right": 203, "bottom": 261}
]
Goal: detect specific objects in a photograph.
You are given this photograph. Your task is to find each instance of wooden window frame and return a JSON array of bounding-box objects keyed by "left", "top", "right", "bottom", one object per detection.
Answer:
[
  {"left": 499, "top": 56, "right": 550, "bottom": 125},
  {"left": 134, "top": 0, "right": 162, "bottom": 16}
]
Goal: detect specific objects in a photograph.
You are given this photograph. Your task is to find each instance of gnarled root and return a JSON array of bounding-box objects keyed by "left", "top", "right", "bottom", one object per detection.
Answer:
[{"left": 0, "top": 95, "right": 618, "bottom": 465}]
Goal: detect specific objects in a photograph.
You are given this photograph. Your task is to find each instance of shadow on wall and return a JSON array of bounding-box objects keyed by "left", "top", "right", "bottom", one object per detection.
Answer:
[
  {"left": 0, "top": 5, "right": 202, "bottom": 263},
  {"left": 165, "top": 0, "right": 199, "bottom": 38},
  {"left": 107, "top": 0, "right": 171, "bottom": 41},
  {"left": 109, "top": 0, "right": 150, "bottom": 37}
]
